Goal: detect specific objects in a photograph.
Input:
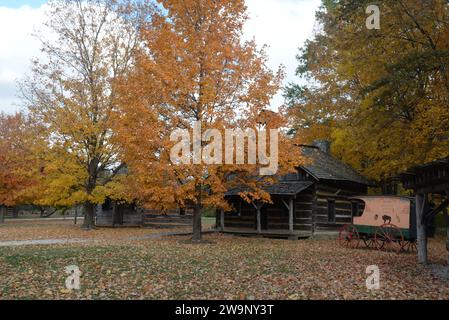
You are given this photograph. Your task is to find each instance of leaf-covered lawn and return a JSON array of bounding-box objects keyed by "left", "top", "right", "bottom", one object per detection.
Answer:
[
  {"left": 0, "top": 232, "right": 448, "bottom": 300},
  {"left": 0, "top": 219, "right": 212, "bottom": 241}
]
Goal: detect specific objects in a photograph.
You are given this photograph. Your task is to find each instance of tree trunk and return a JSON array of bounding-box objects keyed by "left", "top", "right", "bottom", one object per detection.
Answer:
[
  {"left": 0, "top": 205, "right": 5, "bottom": 224},
  {"left": 82, "top": 201, "right": 96, "bottom": 230},
  {"left": 192, "top": 205, "right": 202, "bottom": 241},
  {"left": 416, "top": 193, "right": 428, "bottom": 264},
  {"left": 112, "top": 202, "right": 117, "bottom": 228},
  {"left": 220, "top": 210, "right": 225, "bottom": 231}
]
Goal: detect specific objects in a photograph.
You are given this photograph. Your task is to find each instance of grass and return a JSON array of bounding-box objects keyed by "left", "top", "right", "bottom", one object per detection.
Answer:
[
  {"left": 0, "top": 220, "right": 448, "bottom": 300},
  {"left": 202, "top": 217, "right": 216, "bottom": 225}
]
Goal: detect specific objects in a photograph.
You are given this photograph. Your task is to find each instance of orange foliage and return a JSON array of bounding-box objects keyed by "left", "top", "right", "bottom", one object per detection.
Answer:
[
  {"left": 116, "top": 0, "right": 303, "bottom": 240},
  {"left": 0, "top": 113, "right": 39, "bottom": 207}
]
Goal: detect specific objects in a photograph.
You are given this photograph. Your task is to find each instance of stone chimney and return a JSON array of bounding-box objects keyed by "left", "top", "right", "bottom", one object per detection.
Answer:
[{"left": 313, "top": 139, "right": 331, "bottom": 154}]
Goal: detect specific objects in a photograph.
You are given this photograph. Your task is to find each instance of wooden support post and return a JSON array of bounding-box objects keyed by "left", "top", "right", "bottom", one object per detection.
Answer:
[
  {"left": 289, "top": 197, "right": 294, "bottom": 234},
  {"left": 416, "top": 193, "right": 428, "bottom": 264},
  {"left": 220, "top": 210, "right": 225, "bottom": 231},
  {"left": 0, "top": 205, "right": 5, "bottom": 224},
  {"left": 282, "top": 197, "right": 294, "bottom": 234}
]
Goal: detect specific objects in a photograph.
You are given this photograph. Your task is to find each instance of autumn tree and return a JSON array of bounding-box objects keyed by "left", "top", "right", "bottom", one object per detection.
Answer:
[
  {"left": 286, "top": 0, "right": 449, "bottom": 183},
  {"left": 116, "top": 0, "right": 301, "bottom": 241},
  {"left": 0, "top": 113, "right": 43, "bottom": 223},
  {"left": 20, "top": 0, "right": 146, "bottom": 229}
]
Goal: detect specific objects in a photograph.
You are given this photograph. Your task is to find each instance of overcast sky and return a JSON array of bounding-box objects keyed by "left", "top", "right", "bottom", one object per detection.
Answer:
[{"left": 0, "top": 0, "right": 321, "bottom": 114}]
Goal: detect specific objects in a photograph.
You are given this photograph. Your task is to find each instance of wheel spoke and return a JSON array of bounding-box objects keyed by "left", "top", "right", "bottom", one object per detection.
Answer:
[
  {"left": 375, "top": 224, "right": 403, "bottom": 253},
  {"left": 338, "top": 225, "right": 359, "bottom": 249}
]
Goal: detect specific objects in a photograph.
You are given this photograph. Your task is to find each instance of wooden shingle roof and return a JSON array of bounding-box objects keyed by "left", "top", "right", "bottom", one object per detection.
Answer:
[
  {"left": 224, "top": 145, "right": 371, "bottom": 197},
  {"left": 300, "top": 146, "right": 371, "bottom": 186}
]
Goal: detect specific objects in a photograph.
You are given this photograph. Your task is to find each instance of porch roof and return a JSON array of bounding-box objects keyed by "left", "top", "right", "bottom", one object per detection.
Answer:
[
  {"left": 225, "top": 181, "right": 314, "bottom": 197},
  {"left": 399, "top": 156, "right": 449, "bottom": 193}
]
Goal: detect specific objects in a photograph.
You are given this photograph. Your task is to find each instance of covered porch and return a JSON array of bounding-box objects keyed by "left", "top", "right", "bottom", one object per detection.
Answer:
[{"left": 219, "top": 182, "right": 314, "bottom": 239}]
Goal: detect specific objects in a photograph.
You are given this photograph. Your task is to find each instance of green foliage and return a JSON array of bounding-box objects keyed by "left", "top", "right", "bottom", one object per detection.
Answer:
[{"left": 286, "top": 0, "right": 449, "bottom": 181}]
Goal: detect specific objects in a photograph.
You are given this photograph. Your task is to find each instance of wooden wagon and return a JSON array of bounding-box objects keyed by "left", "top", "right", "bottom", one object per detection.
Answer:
[{"left": 338, "top": 196, "right": 417, "bottom": 253}]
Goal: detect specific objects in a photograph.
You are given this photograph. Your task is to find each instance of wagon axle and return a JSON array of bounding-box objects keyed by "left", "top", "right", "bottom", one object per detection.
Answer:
[{"left": 338, "top": 223, "right": 417, "bottom": 253}]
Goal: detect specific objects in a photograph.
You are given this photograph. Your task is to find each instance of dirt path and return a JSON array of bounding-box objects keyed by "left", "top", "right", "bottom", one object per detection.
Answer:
[{"left": 2, "top": 217, "right": 82, "bottom": 222}]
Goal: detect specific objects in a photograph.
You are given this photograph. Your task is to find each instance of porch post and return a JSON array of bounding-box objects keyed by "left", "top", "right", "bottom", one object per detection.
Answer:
[
  {"left": 0, "top": 205, "right": 5, "bottom": 223},
  {"left": 289, "top": 197, "right": 294, "bottom": 234},
  {"left": 220, "top": 209, "right": 225, "bottom": 231},
  {"left": 416, "top": 193, "right": 428, "bottom": 264}
]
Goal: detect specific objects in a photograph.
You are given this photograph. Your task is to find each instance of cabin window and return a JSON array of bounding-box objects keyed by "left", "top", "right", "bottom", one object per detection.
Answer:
[
  {"left": 351, "top": 202, "right": 363, "bottom": 217},
  {"left": 351, "top": 201, "right": 365, "bottom": 217},
  {"left": 351, "top": 202, "right": 359, "bottom": 217},
  {"left": 327, "top": 200, "right": 336, "bottom": 223}
]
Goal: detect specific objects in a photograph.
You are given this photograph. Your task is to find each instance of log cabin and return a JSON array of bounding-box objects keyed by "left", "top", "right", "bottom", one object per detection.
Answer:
[
  {"left": 95, "top": 198, "right": 142, "bottom": 227},
  {"left": 94, "top": 165, "right": 194, "bottom": 228},
  {"left": 95, "top": 198, "right": 194, "bottom": 228},
  {"left": 217, "top": 141, "right": 372, "bottom": 239}
]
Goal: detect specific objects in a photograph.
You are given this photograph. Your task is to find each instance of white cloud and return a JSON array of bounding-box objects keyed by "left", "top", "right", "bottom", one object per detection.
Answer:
[
  {"left": 0, "top": 4, "right": 47, "bottom": 113},
  {"left": 244, "top": 0, "right": 321, "bottom": 110},
  {"left": 0, "top": 0, "right": 321, "bottom": 114}
]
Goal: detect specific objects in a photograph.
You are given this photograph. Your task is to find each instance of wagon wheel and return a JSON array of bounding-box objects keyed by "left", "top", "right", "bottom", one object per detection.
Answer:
[
  {"left": 361, "top": 236, "right": 376, "bottom": 249},
  {"left": 374, "top": 224, "right": 404, "bottom": 253},
  {"left": 338, "top": 224, "right": 360, "bottom": 249},
  {"left": 401, "top": 239, "right": 417, "bottom": 253}
]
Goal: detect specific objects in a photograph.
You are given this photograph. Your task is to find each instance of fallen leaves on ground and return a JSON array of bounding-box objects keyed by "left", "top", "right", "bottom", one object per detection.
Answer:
[
  {"left": 0, "top": 219, "right": 205, "bottom": 242},
  {"left": 0, "top": 221, "right": 448, "bottom": 300}
]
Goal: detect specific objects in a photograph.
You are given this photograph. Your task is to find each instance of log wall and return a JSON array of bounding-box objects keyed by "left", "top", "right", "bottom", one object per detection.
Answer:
[
  {"left": 96, "top": 209, "right": 143, "bottom": 227},
  {"left": 313, "top": 183, "right": 359, "bottom": 232},
  {"left": 221, "top": 182, "right": 367, "bottom": 236},
  {"left": 294, "top": 187, "right": 315, "bottom": 233},
  {"left": 223, "top": 200, "right": 256, "bottom": 230}
]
